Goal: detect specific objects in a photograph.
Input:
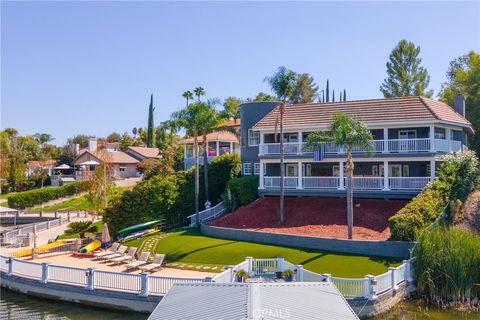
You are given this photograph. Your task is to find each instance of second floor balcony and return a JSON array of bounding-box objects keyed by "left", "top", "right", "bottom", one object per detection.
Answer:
[{"left": 259, "top": 138, "right": 462, "bottom": 156}]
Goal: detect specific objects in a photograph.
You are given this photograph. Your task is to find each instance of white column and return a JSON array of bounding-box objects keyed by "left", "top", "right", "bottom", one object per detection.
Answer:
[
  {"left": 430, "top": 125, "right": 435, "bottom": 152},
  {"left": 338, "top": 161, "right": 345, "bottom": 190},
  {"left": 430, "top": 158, "right": 436, "bottom": 180},
  {"left": 184, "top": 144, "right": 187, "bottom": 159},
  {"left": 297, "top": 132, "right": 303, "bottom": 154},
  {"left": 229, "top": 142, "right": 233, "bottom": 154},
  {"left": 383, "top": 160, "right": 389, "bottom": 190},
  {"left": 383, "top": 128, "right": 389, "bottom": 153},
  {"left": 216, "top": 141, "right": 220, "bottom": 156},
  {"left": 446, "top": 128, "right": 452, "bottom": 152},
  {"left": 297, "top": 161, "right": 303, "bottom": 189},
  {"left": 259, "top": 160, "right": 265, "bottom": 189}
]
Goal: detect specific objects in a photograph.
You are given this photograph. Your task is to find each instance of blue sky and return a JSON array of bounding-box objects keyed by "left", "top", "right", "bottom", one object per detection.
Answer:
[{"left": 1, "top": 1, "right": 479, "bottom": 145}]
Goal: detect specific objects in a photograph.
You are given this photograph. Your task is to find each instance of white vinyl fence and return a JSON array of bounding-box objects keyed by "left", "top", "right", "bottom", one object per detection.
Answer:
[
  {"left": 1, "top": 211, "right": 89, "bottom": 246},
  {"left": 0, "top": 254, "right": 207, "bottom": 297},
  {"left": 211, "top": 256, "right": 413, "bottom": 300},
  {"left": 188, "top": 202, "right": 226, "bottom": 226}
]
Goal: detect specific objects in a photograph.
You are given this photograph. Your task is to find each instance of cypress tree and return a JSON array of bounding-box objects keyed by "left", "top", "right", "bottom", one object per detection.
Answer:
[
  {"left": 326, "top": 79, "right": 330, "bottom": 102},
  {"left": 343, "top": 89, "right": 347, "bottom": 101},
  {"left": 339, "top": 91, "right": 343, "bottom": 101},
  {"left": 332, "top": 89, "right": 335, "bottom": 102},
  {"left": 147, "top": 94, "right": 155, "bottom": 147}
]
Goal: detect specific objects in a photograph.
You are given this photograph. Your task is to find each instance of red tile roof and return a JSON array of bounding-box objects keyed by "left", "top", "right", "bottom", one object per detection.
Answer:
[
  {"left": 253, "top": 96, "right": 472, "bottom": 133},
  {"left": 179, "top": 131, "right": 239, "bottom": 144}
]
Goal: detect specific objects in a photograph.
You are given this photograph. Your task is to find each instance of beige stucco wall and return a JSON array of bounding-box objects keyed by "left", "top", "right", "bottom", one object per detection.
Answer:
[{"left": 111, "top": 163, "right": 138, "bottom": 179}]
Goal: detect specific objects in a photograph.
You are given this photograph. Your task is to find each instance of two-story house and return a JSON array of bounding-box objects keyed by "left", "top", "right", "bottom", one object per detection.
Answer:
[{"left": 240, "top": 96, "right": 473, "bottom": 199}]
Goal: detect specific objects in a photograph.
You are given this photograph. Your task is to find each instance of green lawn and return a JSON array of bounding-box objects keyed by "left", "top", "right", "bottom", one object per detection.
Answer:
[
  {"left": 125, "top": 228, "right": 402, "bottom": 278},
  {"left": 32, "top": 195, "right": 95, "bottom": 212},
  {"left": 57, "top": 220, "right": 104, "bottom": 240}
]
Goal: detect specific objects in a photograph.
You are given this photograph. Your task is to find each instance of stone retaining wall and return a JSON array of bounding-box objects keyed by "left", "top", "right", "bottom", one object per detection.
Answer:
[{"left": 201, "top": 224, "right": 413, "bottom": 259}]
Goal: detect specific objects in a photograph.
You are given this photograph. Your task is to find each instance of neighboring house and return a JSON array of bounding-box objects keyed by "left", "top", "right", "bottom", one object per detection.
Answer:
[
  {"left": 25, "top": 160, "right": 57, "bottom": 177},
  {"left": 240, "top": 96, "right": 473, "bottom": 199},
  {"left": 73, "top": 150, "right": 139, "bottom": 180},
  {"left": 125, "top": 146, "right": 161, "bottom": 162},
  {"left": 179, "top": 119, "right": 241, "bottom": 170}
]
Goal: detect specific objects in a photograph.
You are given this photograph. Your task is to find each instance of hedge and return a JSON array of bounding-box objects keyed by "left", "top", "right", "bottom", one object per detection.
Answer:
[
  {"left": 222, "top": 176, "right": 259, "bottom": 212},
  {"left": 389, "top": 151, "right": 480, "bottom": 241},
  {"left": 7, "top": 181, "right": 89, "bottom": 209},
  {"left": 103, "top": 154, "right": 241, "bottom": 235}
]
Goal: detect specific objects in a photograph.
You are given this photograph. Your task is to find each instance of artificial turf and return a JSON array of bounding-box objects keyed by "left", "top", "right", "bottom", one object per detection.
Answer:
[
  {"left": 125, "top": 228, "right": 402, "bottom": 278},
  {"left": 32, "top": 195, "right": 95, "bottom": 212}
]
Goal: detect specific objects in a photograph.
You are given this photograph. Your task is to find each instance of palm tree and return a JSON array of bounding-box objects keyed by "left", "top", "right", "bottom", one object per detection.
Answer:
[
  {"left": 182, "top": 91, "right": 194, "bottom": 107},
  {"left": 306, "top": 112, "right": 373, "bottom": 239},
  {"left": 132, "top": 127, "right": 137, "bottom": 138},
  {"left": 194, "top": 87, "right": 205, "bottom": 102},
  {"left": 264, "top": 66, "right": 296, "bottom": 224},
  {"left": 33, "top": 133, "right": 54, "bottom": 147}
]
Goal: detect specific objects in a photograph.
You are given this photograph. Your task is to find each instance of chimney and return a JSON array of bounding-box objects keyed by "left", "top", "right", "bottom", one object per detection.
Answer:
[
  {"left": 74, "top": 144, "right": 80, "bottom": 155},
  {"left": 88, "top": 138, "right": 97, "bottom": 152},
  {"left": 454, "top": 95, "right": 465, "bottom": 117}
]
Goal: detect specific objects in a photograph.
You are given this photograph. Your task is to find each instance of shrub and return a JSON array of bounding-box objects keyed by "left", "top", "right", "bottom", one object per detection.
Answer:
[
  {"left": 413, "top": 226, "right": 480, "bottom": 304},
  {"left": 65, "top": 221, "right": 93, "bottom": 235},
  {"left": 7, "top": 181, "right": 88, "bottom": 209},
  {"left": 389, "top": 151, "right": 480, "bottom": 241},
  {"left": 223, "top": 176, "right": 259, "bottom": 212}
]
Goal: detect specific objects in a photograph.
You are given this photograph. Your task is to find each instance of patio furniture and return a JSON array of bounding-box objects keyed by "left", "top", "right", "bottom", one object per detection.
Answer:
[
  {"left": 124, "top": 252, "right": 150, "bottom": 271},
  {"left": 109, "top": 247, "right": 137, "bottom": 265},
  {"left": 93, "top": 242, "right": 120, "bottom": 260},
  {"left": 138, "top": 254, "right": 165, "bottom": 273},
  {"left": 98, "top": 245, "right": 127, "bottom": 261}
]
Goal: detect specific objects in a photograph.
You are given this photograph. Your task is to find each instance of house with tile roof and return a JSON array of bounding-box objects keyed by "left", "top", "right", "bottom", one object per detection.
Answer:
[
  {"left": 240, "top": 95, "right": 473, "bottom": 199},
  {"left": 179, "top": 119, "right": 241, "bottom": 170}
]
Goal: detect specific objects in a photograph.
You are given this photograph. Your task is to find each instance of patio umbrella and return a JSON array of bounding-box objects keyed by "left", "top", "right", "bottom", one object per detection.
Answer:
[{"left": 101, "top": 223, "right": 111, "bottom": 248}]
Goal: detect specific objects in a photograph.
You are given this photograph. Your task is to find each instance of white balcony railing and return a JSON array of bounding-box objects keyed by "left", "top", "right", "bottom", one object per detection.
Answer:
[
  {"left": 389, "top": 177, "right": 430, "bottom": 190},
  {"left": 259, "top": 138, "right": 463, "bottom": 156},
  {"left": 346, "top": 177, "right": 384, "bottom": 190},
  {"left": 264, "top": 176, "right": 298, "bottom": 189},
  {"left": 303, "top": 177, "right": 340, "bottom": 189},
  {"left": 263, "top": 176, "right": 427, "bottom": 191}
]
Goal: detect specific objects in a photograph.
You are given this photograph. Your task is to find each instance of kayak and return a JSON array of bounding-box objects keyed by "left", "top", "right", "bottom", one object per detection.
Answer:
[{"left": 117, "top": 220, "right": 162, "bottom": 235}]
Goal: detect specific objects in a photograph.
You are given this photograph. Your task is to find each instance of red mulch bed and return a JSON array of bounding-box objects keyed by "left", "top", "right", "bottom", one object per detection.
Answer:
[{"left": 209, "top": 197, "right": 407, "bottom": 240}]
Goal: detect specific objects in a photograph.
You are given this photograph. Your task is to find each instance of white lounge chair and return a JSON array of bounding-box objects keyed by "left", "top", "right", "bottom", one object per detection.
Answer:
[
  {"left": 124, "top": 252, "right": 150, "bottom": 271},
  {"left": 138, "top": 254, "right": 165, "bottom": 273},
  {"left": 99, "top": 245, "right": 127, "bottom": 261},
  {"left": 110, "top": 247, "right": 137, "bottom": 265},
  {"left": 93, "top": 243, "right": 120, "bottom": 259}
]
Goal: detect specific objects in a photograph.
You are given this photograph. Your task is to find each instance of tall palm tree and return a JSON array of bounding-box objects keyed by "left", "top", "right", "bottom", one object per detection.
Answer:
[
  {"left": 194, "top": 87, "right": 205, "bottom": 102},
  {"left": 306, "top": 112, "right": 373, "bottom": 239},
  {"left": 198, "top": 106, "right": 238, "bottom": 207},
  {"left": 182, "top": 91, "right": 194, "bottom": 107},
  {"left": 264, "top": 66, "right": 296, "bottom": 224}
]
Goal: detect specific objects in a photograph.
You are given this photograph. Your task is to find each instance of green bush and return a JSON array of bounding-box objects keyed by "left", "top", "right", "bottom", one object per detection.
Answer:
[
  {"left": 7, "top": 181, "right": 88, "bottom": 209},
  {"left": 413, "top": 226, "right": 480, "bottom": 303},
  {"left": 389, "top": 151, "right": 480, "bottom": 241},
  {"left": 223, "top": 176, "right": 259, "bottom": 212},
  {"left": 65, "top": 221, "right": 93, "bottom": 235},
  {"left": 103, "top": 154, "right": 241, "bottom": 235}
]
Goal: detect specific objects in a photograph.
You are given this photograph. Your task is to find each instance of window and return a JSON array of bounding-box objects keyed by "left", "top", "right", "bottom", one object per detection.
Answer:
[
  {"left": 254, "top": 163, "right": 260, "bottom": 175},
  {"left": 333, "top": 165, "right": 340, "bottom": 177},
  {"left": 304, "top": 164, "right": 312, "bottom": 177},
  {"left": 403, "top": 165, "right": 410, "bottom": 177},
  {"left": 248, "top": 130, "right": 260, "bottom": 146},
  {"left": 119, "top": 167, "right": 126, "bottom": 172},
  {"left": 372, "top": 165, "right": 379, "bottom": 176},
  {"left": 243, "top": 163, "right": 252, "bottom": 175}
]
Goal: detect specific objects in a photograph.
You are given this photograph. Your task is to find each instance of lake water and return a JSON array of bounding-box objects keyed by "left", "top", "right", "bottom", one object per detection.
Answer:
[{"left": 1, "top": 288, "right": 478, "bottom": 320}]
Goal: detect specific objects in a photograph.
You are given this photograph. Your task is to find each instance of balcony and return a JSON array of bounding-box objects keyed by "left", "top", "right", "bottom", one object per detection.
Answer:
[
  {"left": 262, "top": 176, "right": 431, "bottom": 191},
  {"left": 259, "top": 139, "right": 462, "bottom": 156}
]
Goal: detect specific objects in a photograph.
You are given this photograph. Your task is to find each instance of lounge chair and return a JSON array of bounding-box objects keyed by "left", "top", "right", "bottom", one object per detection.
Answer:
[
  {"left": 138, "top": 254, "right": 165, "bottom": 273},
  {"left": 124, "top": 252, "right": 150, "bottom": 271},
  {"left": 99, "top": 245, "right": 127, "bottom": 261},
  {"left": 110, "top": 247, "right": 137, "bottom": 265},
  {"left": 93, "top": 243, "right": 120, "bottom": 259}
]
